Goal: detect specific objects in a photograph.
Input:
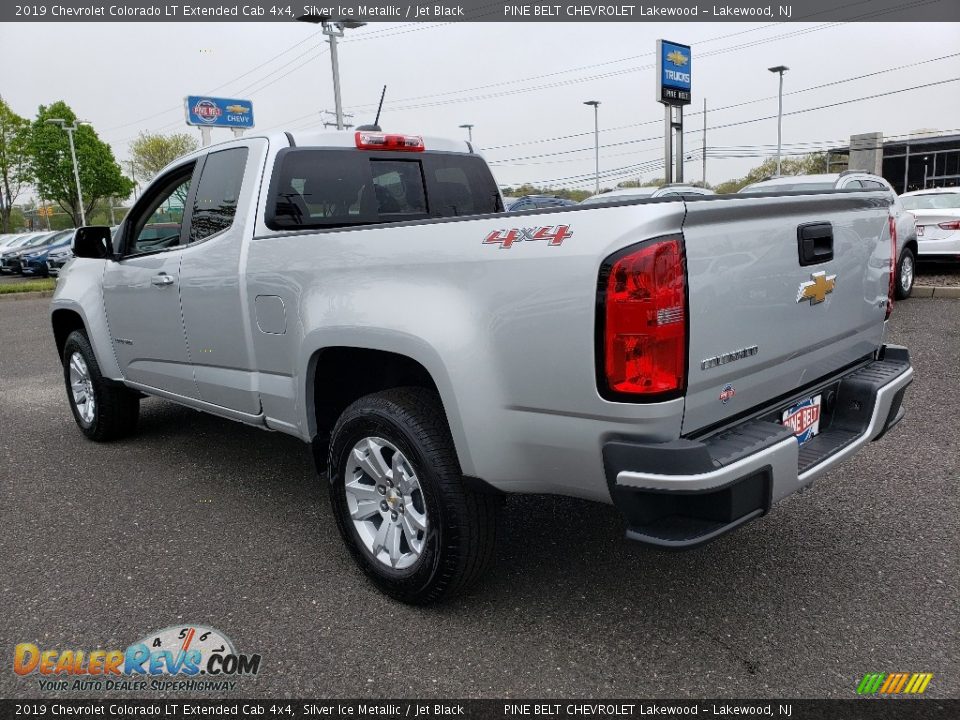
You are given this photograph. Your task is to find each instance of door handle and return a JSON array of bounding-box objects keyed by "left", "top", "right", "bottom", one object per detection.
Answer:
[
  {"left": 151, "top": 273, "right": 175, "bottom": 287},
  {"left": 797, "top": 222, "right": 834, "bottom": 266}
]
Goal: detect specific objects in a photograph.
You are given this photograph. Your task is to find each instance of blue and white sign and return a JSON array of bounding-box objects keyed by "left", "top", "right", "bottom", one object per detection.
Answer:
[
  {"left": 185, "top": 96, "right": 255, "bottom": 129},
  {"left": 656, "top": 40, "right": 692, "bottom": 106}
]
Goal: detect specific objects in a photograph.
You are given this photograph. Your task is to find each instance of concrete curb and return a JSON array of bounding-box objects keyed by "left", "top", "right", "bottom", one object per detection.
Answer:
[
  {"left": 0, "top": 290, "right": 54, "bottom": 301},
  {"left": 913, "top": 285, "right": 960, "bottom": 298}
]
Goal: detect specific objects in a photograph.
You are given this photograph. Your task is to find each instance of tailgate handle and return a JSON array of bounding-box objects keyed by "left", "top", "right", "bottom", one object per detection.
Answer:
[{"left": 797, "top": 222, "right": 834, "bottom": 266}]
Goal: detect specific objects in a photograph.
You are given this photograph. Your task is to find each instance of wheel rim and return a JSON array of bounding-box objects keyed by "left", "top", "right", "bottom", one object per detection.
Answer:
[
  {"left": 901, "top": 255, "right": 914, "bottom": 292},
  {"left": 344, "top": 436, "right": 428, "bottom": 570},
  {"left": 68, "top": 351, "right": 96, "bottom": 425}
]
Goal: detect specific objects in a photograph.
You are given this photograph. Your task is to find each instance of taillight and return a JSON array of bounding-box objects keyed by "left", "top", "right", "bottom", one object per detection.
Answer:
[
  {"left": 598, "top": 236, "right": 687, "bottom": 399},
  {"left": 355, "top": 131, "right": 424, "bottom": 152},
  {"left": 886, "top": 216, "right": 896, "bottom": 320},
  {"left": 938, "top": 220, "right": 960, "bottom": 230}
]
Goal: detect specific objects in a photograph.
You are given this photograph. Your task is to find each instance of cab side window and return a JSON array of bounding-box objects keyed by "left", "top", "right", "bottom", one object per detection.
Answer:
[
  {"left": 190, "top": 148, "right": 249, "bottom": 243},
  {"left": 127, "top": 165, "right": 195, "bottom": 255}
]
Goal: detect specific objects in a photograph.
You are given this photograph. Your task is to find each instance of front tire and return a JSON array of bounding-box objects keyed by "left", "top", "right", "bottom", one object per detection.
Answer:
[
  {"left": 895, "top": 247, "right": 915, "bottom": 300},
  {"left": 328, "top": 387, "right": 498, "bottom": 604},
  {"left": 62, "top": 330, "right": 139, "bottom": 441}
]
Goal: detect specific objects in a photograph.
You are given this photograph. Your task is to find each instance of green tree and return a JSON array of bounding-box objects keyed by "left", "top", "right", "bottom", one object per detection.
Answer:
[
  {"left": 500, "top": 184, "right": 592, "bottom": 202},
  {"left": 0, "top": 96, "right": 33, "bottom": 233},
  {"left": 129, "top": 131, "right": 199, "bottom": 181},
  {"left": 30, "top": 101, "right": 134, "bottom": 227}
]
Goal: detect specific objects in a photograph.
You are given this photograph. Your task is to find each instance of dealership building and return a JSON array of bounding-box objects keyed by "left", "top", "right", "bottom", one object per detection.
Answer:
[{"left": 835, "top": 130, "right": 960, "bottom": 193}]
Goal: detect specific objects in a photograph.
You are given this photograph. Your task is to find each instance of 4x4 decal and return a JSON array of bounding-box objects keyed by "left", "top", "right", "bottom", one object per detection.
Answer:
[{"left": 483, "top": 225, "right": 572, "bottom": 249}]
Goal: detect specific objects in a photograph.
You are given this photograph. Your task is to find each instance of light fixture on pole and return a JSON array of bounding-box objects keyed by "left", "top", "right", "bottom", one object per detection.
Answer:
[
  {"left": 459, "top": 124, "right": 474, "bottom": 142},
  {"left": 584, "top": 100, "right": 601, "bottom": 195},
  {"left": 45, "top": 118, "right": 90, "bottom": 226},
  {"left": 767, "top": 65, "right": 789, "bottom": 176},
  {"left": 297, "top": 14, "right": 367, "bottom": 131}
]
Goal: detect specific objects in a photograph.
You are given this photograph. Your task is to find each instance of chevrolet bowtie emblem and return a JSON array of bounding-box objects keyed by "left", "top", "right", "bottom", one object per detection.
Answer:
[{"left": 797, "top": 271, "right": 837, "bottom": 305}]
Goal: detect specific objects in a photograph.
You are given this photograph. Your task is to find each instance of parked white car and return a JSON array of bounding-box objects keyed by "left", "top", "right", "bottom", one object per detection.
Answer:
[
  {"left": 740, "top": 172, "right": 919, "bottom": 299},
  {"left": 581, "top": 184, "right": 715, "bottom": 205},
  {"left": 899, "top": 188, "right": 960, "bottom": 261}
]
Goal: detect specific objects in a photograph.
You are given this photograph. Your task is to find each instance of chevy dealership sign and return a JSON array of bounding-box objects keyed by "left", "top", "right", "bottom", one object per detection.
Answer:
[
  {"left": 185, "top": 96, "right": 255, "bottom": 128},
  {"left": 656, "top": 39, "right": 691, "bottom": 106}
]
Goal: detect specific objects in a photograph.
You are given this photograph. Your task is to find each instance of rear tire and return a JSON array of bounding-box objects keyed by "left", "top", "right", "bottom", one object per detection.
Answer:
[
  {"left": 328, "top": 387, "right": 498, "bottom": 604},
  {"left": 895, "top": 247, "right": 915, "bottom": 300},
  {"left": 63, "top": 330, "right": 139, "bottom": 441}
]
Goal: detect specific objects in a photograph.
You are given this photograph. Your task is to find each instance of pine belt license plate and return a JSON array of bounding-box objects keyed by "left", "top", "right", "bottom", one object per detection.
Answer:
[{"left": 782, "top": 394, "right": 822, "bottom": 445}]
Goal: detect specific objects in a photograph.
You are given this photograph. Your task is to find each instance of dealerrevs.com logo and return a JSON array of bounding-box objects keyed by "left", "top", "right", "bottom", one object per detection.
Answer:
[{"left": 14, "top": 625, "right": 261, "bottom": 692}]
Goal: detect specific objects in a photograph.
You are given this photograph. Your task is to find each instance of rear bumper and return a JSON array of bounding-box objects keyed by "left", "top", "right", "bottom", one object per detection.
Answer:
[
  {"left": 605, "top": 345, "right": 913, "bottom": 549},
  {"left": 917, "top": 234, "right": 960, "bottom": 256}
]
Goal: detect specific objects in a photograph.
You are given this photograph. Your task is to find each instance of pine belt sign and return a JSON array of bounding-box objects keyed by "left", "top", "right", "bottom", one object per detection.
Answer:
[
  {"left": 185, "top": 96, "right": 255, "bottom": 129},
  {"left": 656, "top": 39, "right": 691, "bottom": 106}
]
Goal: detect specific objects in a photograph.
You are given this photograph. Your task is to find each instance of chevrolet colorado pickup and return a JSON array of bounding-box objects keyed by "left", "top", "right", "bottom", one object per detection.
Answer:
[{"left": 52, "top": 129, "right": 913, "bottom": 604}]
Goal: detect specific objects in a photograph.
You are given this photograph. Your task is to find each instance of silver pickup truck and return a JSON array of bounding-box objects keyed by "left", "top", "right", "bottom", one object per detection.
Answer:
[{"left": 52, "top": 130, "right": 913, "bottom": 604}]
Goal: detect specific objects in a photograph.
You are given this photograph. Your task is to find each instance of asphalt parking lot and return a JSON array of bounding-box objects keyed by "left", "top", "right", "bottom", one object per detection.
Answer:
[{"left": 1, "top": 296, "right": 957, "bottom": 700}]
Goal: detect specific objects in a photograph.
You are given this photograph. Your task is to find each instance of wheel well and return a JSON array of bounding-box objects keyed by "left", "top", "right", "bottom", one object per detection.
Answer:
[
  {"left": 51, "top": 309, "right": 86, "bottom": 359},
  {"left": 311, "top": 347, "right": 441, "bottom": 439},
  {"left": 904, "top": 239, "right": 918, "bottom": 259}
]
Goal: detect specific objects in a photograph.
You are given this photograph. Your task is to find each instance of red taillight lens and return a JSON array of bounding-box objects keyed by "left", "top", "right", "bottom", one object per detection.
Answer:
[
  {"left": 886, "top": 216, "right": 896, "bottom": 320},
  {"left": 599, "top": 237, "right": 687, "bottom": 398},
  {"left": 938, "top": 220, "right": 960, "bottom": 230},
  {"left": 354, "top": 131, "right": 424, "bottom": 152}
]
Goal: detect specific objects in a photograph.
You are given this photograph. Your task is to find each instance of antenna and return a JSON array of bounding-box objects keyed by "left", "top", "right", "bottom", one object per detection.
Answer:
[
  {"left": 357, "top": 86, "right": 388, "bottom": 132},
  {"left": 374, "top": 85, "right": 387, "bottom": 128}
]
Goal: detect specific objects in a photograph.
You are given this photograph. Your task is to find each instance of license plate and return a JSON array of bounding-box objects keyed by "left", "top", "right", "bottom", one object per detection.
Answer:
[
  {"left": 782, "top": 394, "right": 822, "bottom": 445},
  {"left": 917, "top": 225, "right": 925, "bottom": 236}
]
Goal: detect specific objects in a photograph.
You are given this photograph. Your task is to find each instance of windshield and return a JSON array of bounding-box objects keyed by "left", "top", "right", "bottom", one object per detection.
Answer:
[
  {"left": 900, "top": 192, "right": 960, "bottom": 210},
  {"left": 740, "top": 182, "right": 836, "bottom": 193}
]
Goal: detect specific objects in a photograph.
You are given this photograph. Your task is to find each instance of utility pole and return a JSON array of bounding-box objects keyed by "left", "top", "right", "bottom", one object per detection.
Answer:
[
  {"left": 127, "top": 160, "right": 138, "bottom": 201},
  {"left": 46, "top": 118, "right": 89, "bottom": 226},
  {"left": 768, "top": 65, "right": 789, "bottom": 175},
  {"left": 702, "top": 98, "right": 707, "bottom": 185},
  {"left": 459, "top": 124, "right": 474, "bottom": 142},
  {"left": 297, "top": 14, "right": 367, "bottom": 131},
  {"left": 584, "top": 101, "right": 600, "bottom": 194}
]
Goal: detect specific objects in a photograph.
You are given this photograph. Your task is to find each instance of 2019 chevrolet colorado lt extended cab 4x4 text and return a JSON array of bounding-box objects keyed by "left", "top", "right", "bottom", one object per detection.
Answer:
[{"left": 52, "top": 129, "right": 913, "bottom": 604}]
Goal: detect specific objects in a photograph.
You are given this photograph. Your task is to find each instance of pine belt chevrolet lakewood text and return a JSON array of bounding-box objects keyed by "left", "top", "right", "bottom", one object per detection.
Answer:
[{"left": 51, "top": 130, "right": 913, "bottom": 604}]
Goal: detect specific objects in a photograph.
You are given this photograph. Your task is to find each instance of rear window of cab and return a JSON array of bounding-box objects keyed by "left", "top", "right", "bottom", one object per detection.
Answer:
[{"left": 265, "top": 148, "right": 503, "bottom": 231}]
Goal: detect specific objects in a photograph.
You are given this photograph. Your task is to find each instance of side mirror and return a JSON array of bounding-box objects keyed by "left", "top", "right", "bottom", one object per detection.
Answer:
[{"left": 72, "top": 226, "right": 114, "bottom": 259}]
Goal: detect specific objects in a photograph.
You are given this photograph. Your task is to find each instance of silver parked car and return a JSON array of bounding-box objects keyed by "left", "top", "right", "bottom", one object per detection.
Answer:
[{"left": 52, "top": 129, "right": 911, "bottom": 603}]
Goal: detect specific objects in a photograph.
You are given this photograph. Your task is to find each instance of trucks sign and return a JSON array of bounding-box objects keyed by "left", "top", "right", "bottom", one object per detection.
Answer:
[
  {"left": 185, "top": 96, "right": 254, "bottom": 129},
  {"left": 656, "top": 39, "right": 691, "bottom": 106}
]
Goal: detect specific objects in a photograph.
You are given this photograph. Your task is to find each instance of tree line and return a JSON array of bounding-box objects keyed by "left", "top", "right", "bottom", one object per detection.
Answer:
[{"left": 0, "top": 96, "right": 199, "bottom": 233}]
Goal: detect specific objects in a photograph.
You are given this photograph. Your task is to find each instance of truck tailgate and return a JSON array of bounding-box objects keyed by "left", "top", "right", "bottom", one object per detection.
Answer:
[{"left": 680, "top": 192, "right": 892, "bottom": 435}]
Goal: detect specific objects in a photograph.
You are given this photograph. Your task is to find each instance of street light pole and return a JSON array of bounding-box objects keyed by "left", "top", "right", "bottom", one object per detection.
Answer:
[
  {"left": 584, "top": 101, "right": 600, "bottom": 195},
  {"left": 768, "top": 65, "right": 789, "bottom": 176},
  {"left": 46, "top": 118, "right": 89, "bottom": 226},
  {"left": 297, "top": 14, "right": 366, "bottom": 131},
  {"left": 459, "top": 124, "right": 474, "bottom": 142}
]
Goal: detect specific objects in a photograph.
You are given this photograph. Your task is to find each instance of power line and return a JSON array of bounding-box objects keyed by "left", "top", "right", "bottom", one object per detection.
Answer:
[
  {"left": 485, "top": 51, "right": 960, "bottom": 152},
  {"left": 487, "top": 77, "right": 960, "bottom": 166},
  {"left": 342, "top": 0, "right": 943, "bottom": 116}
]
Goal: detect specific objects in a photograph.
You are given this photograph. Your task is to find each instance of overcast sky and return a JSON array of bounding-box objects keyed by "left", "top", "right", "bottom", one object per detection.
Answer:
[{"left": 2, "top": 21, "right": 959, "bottom": 191}]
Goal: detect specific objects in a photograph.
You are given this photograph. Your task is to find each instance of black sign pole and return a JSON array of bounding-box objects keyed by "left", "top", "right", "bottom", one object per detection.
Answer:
[
  {"left": 676, "top": 105, "right": 684, "bottom": 183},
  {"left": 664, "top": 106, "right": 673, "bottom": 184}
]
